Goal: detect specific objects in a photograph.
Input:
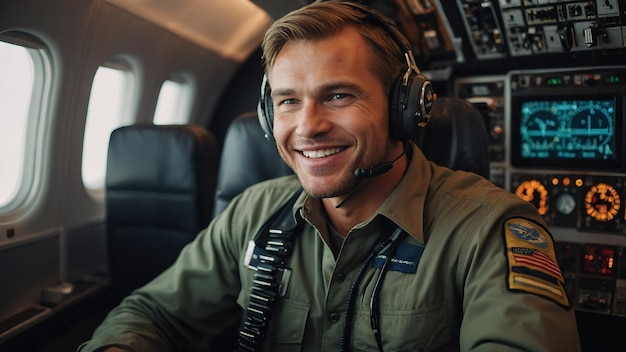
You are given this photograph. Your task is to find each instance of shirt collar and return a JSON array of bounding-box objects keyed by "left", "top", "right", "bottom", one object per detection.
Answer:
[{"left": 376, "top": 145, "right": 431, "bottom": 243}]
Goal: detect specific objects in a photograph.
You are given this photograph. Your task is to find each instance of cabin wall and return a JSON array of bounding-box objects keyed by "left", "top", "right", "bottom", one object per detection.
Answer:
[{"left": 0, "top": 0, "right": 241, "bottom": 331}]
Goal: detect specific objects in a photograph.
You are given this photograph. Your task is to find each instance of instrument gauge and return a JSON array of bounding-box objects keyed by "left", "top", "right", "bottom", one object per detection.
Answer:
[
  {"left": 520, "top": 106, "right": 559, "bottom": 154},
  {"left": 514, "top": 179, "right": 548, "bottom": 215},
  {"left": 584, "top": 183, "right": 621, "bottom": 222},
  {"left": 569, "top": 102, "right": 614, "bottom": 150},
  {"left": 555, "top": 192, "right": 576, "bottom": 215}
]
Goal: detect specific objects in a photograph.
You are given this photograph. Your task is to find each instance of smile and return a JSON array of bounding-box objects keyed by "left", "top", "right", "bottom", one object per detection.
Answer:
[{"left": 302, "top": 147, "right": 343, "bottom": 159}]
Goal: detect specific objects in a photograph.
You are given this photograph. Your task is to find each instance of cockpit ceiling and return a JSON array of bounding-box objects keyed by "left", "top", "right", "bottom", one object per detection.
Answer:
[{"left": 102, "top": 0, "right": 273, "bottom": 62}]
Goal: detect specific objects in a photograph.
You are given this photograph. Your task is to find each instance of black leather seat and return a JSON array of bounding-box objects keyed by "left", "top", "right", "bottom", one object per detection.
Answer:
[
  {"left": 213, "top": 96, "right": 489, "bottom": 216},
  {"left": 416, "top": 96, "right": 490, "bottom": 179},
  {"left": 105, "top": 124, "right": 218, "bottom": 298},
  {"left": 213, "top": 111, "right": 293, "bottom": 217}
]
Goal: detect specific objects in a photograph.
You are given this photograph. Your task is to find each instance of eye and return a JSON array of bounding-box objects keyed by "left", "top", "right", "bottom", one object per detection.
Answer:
[
  {"left": 278, "top": 98, "right": 298, "bottom": 106},
  {"left": 329, "top": 93, "right": 347, "bottom": 101},
  {"left": 327, "top": 93, "right": 354, "bottom": 107},
  {"left": 274, "top": 98, "right": 300, "bottom": 113}
]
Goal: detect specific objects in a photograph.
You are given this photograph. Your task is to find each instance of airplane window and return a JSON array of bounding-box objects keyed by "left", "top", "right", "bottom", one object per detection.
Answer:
[
  {"left": 82, "top": 64, "right": 135, "bottom": 198},
  {"left": 153, "top": 78, "right": 192, "bottom": 125},
  {"left": 0, "top": 39, "right": 45, "bottom": 210}
]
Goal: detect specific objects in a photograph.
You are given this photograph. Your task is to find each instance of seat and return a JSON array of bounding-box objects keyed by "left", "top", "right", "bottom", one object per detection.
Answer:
[
  {"left": 105, "top": 124, "right": 218, "bottom": 298},
  {"left": 213, "top": 96, "right": 489, "bottom": 216},
  {"left": 416, "top": 96, "right": 490, "bottom": 179},
  {"left": 213, "top": 111, "right": 293, "bottom": 217}
]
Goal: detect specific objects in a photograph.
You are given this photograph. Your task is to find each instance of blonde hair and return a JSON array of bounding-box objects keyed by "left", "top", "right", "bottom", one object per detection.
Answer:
[{"left": 261, "top": 1, "right": 406, "bottom": 93}]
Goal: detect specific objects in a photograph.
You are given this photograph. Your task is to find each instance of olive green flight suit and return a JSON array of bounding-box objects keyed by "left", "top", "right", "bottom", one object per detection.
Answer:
[{"left": 78, "top": 146, "right": 580, "bottom": 352}]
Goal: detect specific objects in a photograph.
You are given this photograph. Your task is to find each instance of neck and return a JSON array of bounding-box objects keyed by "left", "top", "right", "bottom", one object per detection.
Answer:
[{"left": 323, "top": 150, "right": 408, "bottom": 236}]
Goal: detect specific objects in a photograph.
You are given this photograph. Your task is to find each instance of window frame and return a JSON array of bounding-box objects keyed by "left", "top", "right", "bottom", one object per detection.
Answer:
[{"left": 0, "top": 32, "right": 52, "bottom": 217}]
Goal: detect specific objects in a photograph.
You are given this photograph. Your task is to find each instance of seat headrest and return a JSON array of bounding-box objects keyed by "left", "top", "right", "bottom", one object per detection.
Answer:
[
  {"left": 106, "top": 123, "right": 218, "bottom": 235},
  {"left": 213, "top": 112, "right": 293, "bottom": 217},
  {"left": 416, "top": 96, "right": 490, "bottom": 179}
]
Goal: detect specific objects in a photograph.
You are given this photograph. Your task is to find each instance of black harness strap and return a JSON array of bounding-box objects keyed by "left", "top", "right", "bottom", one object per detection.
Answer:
[{"left": 237, "top": 189, "right": 304, "bottom": 352}]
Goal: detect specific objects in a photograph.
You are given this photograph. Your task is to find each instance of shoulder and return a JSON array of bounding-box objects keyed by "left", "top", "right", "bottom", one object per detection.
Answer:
[
  {"left": 427, "top": 166, "right": 530, "bottom": 215},
  {"left": 238, "top": 174, "right": 302, "bottom": 204},
  {"left": 208, "top": 174, "right": 302, "bottom": 248},
  {"left": 424, "top": 165, "right": 548, "bottom": 245},
  {"left": 221, "top": 174, "right": 302, "bottom": 223}
]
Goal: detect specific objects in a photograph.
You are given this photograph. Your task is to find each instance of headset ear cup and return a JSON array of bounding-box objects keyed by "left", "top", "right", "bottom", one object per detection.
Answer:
[
  {"left": 389, "top": 73, "right": 434, "bottom": 141},
  {"left": 257, "top": 75, "right": 275, "bottom": 142},
  {"left": 405, "top": 74, "right": 434, "bottom": 131}
]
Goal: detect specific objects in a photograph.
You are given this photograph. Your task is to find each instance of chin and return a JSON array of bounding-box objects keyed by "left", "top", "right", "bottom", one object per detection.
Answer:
[{"left": 299, "top": 174, "right": 358, "bottom": 199}]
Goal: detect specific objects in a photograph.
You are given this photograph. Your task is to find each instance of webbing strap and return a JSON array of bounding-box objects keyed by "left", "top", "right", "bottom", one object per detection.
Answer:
[{"left": 237, "top": 189, "right": 303, "bottom": 351}]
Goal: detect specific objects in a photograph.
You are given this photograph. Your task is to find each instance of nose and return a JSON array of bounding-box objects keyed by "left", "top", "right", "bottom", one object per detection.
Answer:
[{"left": 294, "top": 101, "right": 332, "bottom": 138}]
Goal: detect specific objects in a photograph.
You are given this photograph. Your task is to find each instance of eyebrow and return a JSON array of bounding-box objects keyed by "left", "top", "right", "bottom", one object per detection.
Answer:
[
  {"left": 270, "top": 88, "right": 295, "bottom": 99},
  {"left": 271, "top": 82, "right": 364, "bottom": 99}
]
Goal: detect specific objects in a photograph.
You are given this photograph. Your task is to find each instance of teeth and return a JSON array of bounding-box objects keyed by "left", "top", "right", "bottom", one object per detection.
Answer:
[{"left": 302, "top": 147, "right": 342, "bottom": 159}]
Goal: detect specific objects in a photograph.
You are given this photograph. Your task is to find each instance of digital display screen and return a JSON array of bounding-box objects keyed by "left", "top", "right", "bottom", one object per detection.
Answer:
[{"left": 512, "top": 96, "right": 622, "bottom": 170}]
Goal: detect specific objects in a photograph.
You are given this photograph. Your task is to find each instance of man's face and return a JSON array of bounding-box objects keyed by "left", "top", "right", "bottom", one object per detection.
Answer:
[{"left": 268, "top": 27, "right": 395, "bottom": 199}]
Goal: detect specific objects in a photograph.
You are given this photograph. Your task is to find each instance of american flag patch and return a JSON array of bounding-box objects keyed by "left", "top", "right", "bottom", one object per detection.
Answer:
[
  {"left": 503, "top": 218, "right": 570, "bottom": 308},
  {"left": 511, "top": 247, "right": 564, "bottom": 281}
]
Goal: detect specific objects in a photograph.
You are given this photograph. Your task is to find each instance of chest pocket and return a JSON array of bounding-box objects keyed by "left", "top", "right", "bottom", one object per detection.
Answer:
[
  {"left": 237, "top": 262, "right": 310, "bottom": 352},
  {"left": 237, "top": 268, "right": 310, "bottom": 351},
  {"left": 352, "top": 302, "right": 452, "bottom": 352},
  {"left": 265, "top": 298, "right": 310, "bottom": 351}
]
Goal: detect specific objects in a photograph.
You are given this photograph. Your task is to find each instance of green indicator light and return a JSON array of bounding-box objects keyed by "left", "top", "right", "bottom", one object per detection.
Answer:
[
  {"left": 547, "top": 77, "right": 563, "bottom": 86},
  {"left": 606, "top": 75, "right": 621, "bottom": 84}
]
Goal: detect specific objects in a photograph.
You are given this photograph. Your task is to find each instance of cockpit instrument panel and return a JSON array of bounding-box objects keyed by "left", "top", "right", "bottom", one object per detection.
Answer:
[
  {"left": 510, "top": 67, "right": 626, "bottom": 171},
  {"left": 455, "top": 0, "right": 625, "bottom": 61},
  {"left": 518, "top": 98, "right": 616, "bottom": 163}
]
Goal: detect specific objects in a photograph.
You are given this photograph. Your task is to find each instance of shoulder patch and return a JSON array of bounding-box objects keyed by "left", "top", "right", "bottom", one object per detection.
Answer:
[{"left": 503, "top": 218, "right": 571, "bottom": 308}]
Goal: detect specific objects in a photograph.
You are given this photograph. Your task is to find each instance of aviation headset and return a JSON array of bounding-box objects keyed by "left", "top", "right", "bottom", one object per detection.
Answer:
[{"left": 257, "top": 1, "right": 436, "bottom": 143}]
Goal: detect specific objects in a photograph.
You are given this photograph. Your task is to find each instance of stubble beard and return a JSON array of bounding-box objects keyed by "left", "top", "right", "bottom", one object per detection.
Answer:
[{"left": 299, "top": 169, "right": 360, "bottom": 199}]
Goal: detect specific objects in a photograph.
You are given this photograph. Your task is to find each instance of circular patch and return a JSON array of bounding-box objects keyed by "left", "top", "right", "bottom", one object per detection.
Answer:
[{"left": 506, "top": 220, "right": 548, "bottom": 249}]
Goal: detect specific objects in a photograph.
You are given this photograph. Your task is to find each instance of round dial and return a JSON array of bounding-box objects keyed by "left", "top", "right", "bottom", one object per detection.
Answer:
[
  {"left": 569, "top": 102, "right": 614, "bottom": 152},
  {"left": 520, "top": 105, "right": 559, "bottom": 154},
  {"left": 514, "top": 179, "right": 548, "bottom": 215},
  {"left": 584, "top": 183, "right": 621, "bottom": 222},
  {"left": 555, "top": 192, "right": 576, "bottom": 215}
]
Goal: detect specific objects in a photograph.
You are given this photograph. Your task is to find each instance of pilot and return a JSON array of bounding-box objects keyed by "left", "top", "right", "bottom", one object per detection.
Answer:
[{"left": 78, "top": 1, "right": 581, "bottom": 351}]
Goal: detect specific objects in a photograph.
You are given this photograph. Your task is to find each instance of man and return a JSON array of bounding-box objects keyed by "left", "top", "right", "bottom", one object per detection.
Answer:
[{"left": 79, "top": 1, "right": 581, "bottom": 351}]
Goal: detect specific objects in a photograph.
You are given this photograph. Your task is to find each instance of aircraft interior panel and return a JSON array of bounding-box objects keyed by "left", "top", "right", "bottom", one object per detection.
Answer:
[
  {"left": 426, "top": 0, "right": 626, "bottom": 323},
  {"left": 456, "top": 65, "right": 626, "bottom": 319}
]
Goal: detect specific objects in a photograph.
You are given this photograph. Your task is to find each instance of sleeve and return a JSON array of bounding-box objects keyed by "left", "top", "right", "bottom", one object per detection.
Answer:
[
  {"left": 77, "top": 196, "right": 250, "bottom": 352},
  {"left": 458, "top": 201, "right": 582, "bottom": 352}
]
